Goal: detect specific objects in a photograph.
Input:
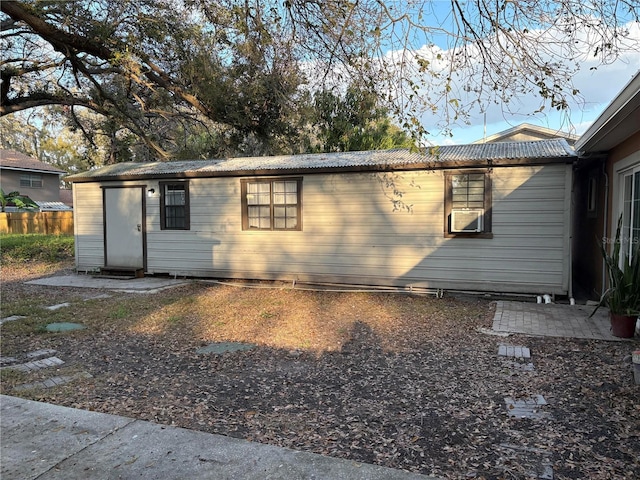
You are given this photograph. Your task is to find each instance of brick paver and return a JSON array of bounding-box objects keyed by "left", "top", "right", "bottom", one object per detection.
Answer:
[
  {"left": 1, "top": 356, "right": 64, "bottom": 373},
  {"left": 498, "top": 345, "right": 531, "bottom": 359},
  {"left": 492, "top": 301, "right": 627, "bottom": 341},
  {"left": 25, "top": 349, "right": 58, "bottom": 359},
  {"left": 13, "top": 371, "right": 93, "bottom": 391},
  {"left": 504, "top": 395, "right": 550, "bottom": 419}
]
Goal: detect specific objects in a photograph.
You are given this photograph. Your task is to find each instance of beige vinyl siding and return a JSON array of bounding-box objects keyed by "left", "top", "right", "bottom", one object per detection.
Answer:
[
  {"left": 74, "top": 163, "right": 571, "bottom": 294},
  {"left": 143, "top": 164, "right": 570, "bottom": 294},
  {"left": 72, "top": 183, "right": 104, "bottom": 271}
]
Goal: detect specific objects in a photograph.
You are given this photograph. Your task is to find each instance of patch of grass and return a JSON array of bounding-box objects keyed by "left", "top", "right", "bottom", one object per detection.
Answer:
[
  {"left": 0, "top": 234, "right": 74, "bottom": 263},
  {"left": 0, "top": 315, "right": 50, "bottom": 336},
  {"left": 110, "top": 305, "right": 130, "bottom": 319},
  {"left": 2, "top": 302, "right": 45, "bottom": 318},
  {"left": 167, "top": 315, "right": 183, "bottom": 325}
]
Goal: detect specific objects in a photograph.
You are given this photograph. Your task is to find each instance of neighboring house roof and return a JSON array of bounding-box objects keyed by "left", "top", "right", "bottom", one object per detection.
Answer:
[
  {"left": 0, "top": 149, "right": 67, "bottom": 175},
  {"left": 574, "top": 70, "right": 640, "bottom": 154},
  {"left": 474, "top": 123, "right": 579, "bottom": 145},
  {"left": 68, "top": 139, "right": 576, "bottom": 182}
]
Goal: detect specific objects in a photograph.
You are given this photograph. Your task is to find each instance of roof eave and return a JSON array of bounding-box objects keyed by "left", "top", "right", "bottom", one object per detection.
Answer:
[
  {"left": 575, "top": 71, "right": 640, "bottom": 153},
  {"left": 68, "top": 155, "right": 574, "bottom": 183},
  {"left": 1, "top": 166, "right": 66, "bottom": 175}
]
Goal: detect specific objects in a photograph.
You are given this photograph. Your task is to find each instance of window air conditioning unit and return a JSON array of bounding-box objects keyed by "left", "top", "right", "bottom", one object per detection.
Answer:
[{"left": 451, "top": 209, "right": 484, "bottom": 233}]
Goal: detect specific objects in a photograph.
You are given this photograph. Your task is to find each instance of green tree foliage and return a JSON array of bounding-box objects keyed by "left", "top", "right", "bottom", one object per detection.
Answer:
[
  {"left": 1, "top": 1, "right": 638, "bottom": 162},
  {"left": 305, "top": 86, "right": 413, "bottom": 152},
  {"left": 0, "top": 109, "right": 100, "bottom": 176}
]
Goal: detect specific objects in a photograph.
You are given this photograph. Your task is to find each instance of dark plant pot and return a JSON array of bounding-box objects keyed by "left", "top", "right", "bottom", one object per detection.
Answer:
[{"left": 610, "top": 313, "right": 637, "bottom": 338}]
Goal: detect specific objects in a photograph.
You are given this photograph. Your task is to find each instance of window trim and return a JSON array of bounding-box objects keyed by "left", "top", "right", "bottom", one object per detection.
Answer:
[
  {"left": 444, "top": 170, "right": 492, "bottom": 238},
  {"left": 241, "top": 177, "right": 303, "bottom": 231},
  {"left": 160, "top": 181, "right": 190, "bottom": 230}
]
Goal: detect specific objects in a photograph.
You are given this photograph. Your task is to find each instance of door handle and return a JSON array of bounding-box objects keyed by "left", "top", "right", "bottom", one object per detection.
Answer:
[{"left": 137, "top": 224, "right": 142, "bottom": 232}]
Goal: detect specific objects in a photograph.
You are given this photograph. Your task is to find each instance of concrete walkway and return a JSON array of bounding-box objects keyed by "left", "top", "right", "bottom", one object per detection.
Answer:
[
  {"left": 493, "top": 300, "right": 636, "bottom": 341},
  {"left": 1, "top": 395, "right": 438, "bottom": 480}
]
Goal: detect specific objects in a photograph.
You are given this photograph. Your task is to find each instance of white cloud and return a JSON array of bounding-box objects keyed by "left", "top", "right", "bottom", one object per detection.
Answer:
[{"left": 382, "top": 20, "right": 640, "bottom": 145}]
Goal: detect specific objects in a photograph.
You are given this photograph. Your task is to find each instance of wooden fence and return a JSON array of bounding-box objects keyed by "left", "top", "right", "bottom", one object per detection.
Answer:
[{"left": 0, "top": 212, "right": 74, "bottom": 235}]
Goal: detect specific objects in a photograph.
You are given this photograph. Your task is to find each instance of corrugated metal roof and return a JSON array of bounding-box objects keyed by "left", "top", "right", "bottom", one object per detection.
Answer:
[
  {"left": 35, "top": 201, "right": 73, "bottom": 211},
  {"left": 67, "top": 139, "right": 575, "bottom": 181}
]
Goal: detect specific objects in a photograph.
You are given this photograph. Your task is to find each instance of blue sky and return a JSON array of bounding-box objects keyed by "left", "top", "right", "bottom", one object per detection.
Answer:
[
  {"left": 375, "top": 3, "right": 640, "bottom": 145},
  {"left": 416, "top": 20, "right": 640, "bottom": 145},
  {"left": 436, "top": 60, "right": 640, "bottom": 145}
]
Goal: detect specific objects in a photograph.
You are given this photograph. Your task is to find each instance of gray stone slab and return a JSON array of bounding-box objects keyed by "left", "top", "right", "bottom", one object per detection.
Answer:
[
  {"left": 0, "top": 314, "right": 26, "bottom": 325},
  {"left": 26, "top": 349, "right": 58, "bottom": 359},
  {"left": 45, "top": 302, "right": 70, "bottom": 311},
  {"left": 1, "top": 395, "right": 438, "bottom": 480}
]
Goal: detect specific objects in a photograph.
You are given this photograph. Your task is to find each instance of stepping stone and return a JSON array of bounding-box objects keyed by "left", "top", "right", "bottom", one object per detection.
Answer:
[
  {"left": 504, "top": 395, "right": 549, "bottom": 419},
  {"left": 13, "top": 371, "right": 93, "bottom": 391},
  {"left": 0, "top": 315, "right": 26, "bottom": 325},
  {"left": 45, "top": 322, "right": 86, "bottom": 332},
  {"left": 45, "top": 302, "right": 71, "bottom": 311},
  {"left": 1, "top": 356, "right": 64, "bottom": 373},
  {"left": 498, "top": 345, "right": 531, "bottom": 359},
  {"left": 26, "top": 349, "right": 58, "bottom": 359},
  {"left": 498, "top": 444, "right": 553, "bottom": 479},
  {"left": 196, "top": 342, "right": 256, "bottom": 355}
]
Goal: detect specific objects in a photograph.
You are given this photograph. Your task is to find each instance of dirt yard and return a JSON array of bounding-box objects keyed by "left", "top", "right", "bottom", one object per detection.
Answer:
[{"left": 1, "top": 261, "right": 639, "bottom": 479}]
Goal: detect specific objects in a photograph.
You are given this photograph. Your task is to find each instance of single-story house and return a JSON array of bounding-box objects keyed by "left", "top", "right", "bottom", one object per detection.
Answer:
[
  {"left": 573, "top": 71, "right": 640, "bottom": 298},
  {"left": 68, "top": 139, "right": 576, "bottom": 295},
  {"left": 0, "top": 149, "right": 67, "bottom": 208}
]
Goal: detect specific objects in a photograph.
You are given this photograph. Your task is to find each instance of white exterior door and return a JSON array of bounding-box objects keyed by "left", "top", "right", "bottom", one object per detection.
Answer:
[{"left": 104, "top": 187, "right": 144, "bottom": 268}]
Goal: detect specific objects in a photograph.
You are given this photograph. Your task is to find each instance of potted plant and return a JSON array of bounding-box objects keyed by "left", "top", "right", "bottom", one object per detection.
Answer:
[{"left": 591, "top": 215, "right": 640, "bottom": 338}]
